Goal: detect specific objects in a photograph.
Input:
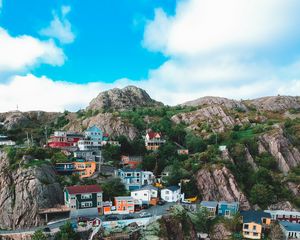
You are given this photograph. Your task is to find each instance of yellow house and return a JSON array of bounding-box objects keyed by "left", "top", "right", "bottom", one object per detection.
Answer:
[
  {"left": 240, "top": 211, "right": 271, "bottom": 239},
  {"left": 73, "top": 161, "right": 97, "bottom": 178}
]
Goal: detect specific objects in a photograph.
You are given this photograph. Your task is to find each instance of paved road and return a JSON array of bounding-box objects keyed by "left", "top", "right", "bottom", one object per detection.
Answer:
[{"left": 0, "top": 202, "right": 175, "bottom": 235}]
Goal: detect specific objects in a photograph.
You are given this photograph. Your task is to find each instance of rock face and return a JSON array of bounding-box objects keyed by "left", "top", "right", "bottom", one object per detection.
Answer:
[
  {"left": 246, "top": 96, "right": 300, "bottom": 112},
  {"left": 87, "top": 86, "right": 163, "bottom": 111},
  {"left": 195, "top": 165, "right": 250, "bottom": 210},
  {"left": 159, "top": 214, "right": 197, "bottom": 240},
  {"left": 259, "top": 128, "right": 300, "bottom": 174},
  {"left": 172, "top": 106, "right": 248, "bottom": 132},
  {"left": 65, "top": 112, "right": 139, "bottom": 140},
  {"left": 181, "top": 96, "right": 247, "bottom": 111},
  {"left": 0, "top": 111, "right": 60, "bottom": 130},
  {"left": 0, "top": 151, "right": 63, "bottom": 230},
  {"left": 210, "top": 223, "right": 232, "bottom": 240}
]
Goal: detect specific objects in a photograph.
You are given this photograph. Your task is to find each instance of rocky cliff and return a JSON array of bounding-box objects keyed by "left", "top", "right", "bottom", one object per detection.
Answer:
[
  {"left": 258, "top": 127, "right": 300, "bottom": 174},
  {"left": 246, "top": 96, "right": 300, "bottom": 112},
  {"left": 0, "top": 111, "right": 60, "bottom": 130},
  {"left": 65, "top": 112, "right": 139, "bottom": 140},
  {"left": 0, "top": 151, "right": 63, "bottom": 230},
  {"left": 171, "top": 106, "right": 249, "bottom": 133},
  {"left": 195, "top": 165, "right": 250, "bottom": 210},
  {"left": 181, "top": 96, "right": 247, "bottom": 111},
  {"left": 87, "top": 86, "right": 163, "bottom": 111}
]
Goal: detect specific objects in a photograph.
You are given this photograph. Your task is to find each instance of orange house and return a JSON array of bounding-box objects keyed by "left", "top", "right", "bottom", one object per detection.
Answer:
[
  {"left": 73, "top": 161, "right": 97, "bottom": 178},
  {"left": 114, "top": 196, "right": 134, "bottom": 214}
]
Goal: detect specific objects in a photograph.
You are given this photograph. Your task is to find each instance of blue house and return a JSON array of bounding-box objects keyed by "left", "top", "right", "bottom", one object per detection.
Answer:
[
  {"left": 55, "top": 162, "right": 75, "bottom": 175},
  {"left": 218, "top": 201, "right": 239, "bottom": 218},
  {"left": 115, "top": 169, "right": 155, "bottom": 191},
  {"left": 85, "top": 125, "right": 103, "bottom": 141}
]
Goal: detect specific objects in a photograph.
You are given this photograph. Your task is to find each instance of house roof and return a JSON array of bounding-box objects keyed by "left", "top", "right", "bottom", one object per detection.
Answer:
[
  {"left": 218, "top": 201, "right": 239, "bottom": 206},
  {"left": 164, "top": 186, "right": 180, "bottom": 192},
  {"left": 115, "top": 196, "right": 134, "bottom": 201},
  {"left": 147, "top": 131, "right": 161, "bottom": 139},
  {"left": 280, "top": 221, "right": 300, "bottom": 232},
  {"left": 65, "top": 185, "right": 102, "bottom": 195},
  {"left": 241, "top": 211, "right": 271, "bottom": 224},
  {"left": 86, "top": 125, "right": 102, "bottom": 132},
  {"left": 132, "top": 185, "right": 158, "bottom": 192},
  {"left": 119, "top": 168, "right": 143, "bottom": 173},
  {"left": 201, "top": 201, "right": 218, "bottom": 208}
]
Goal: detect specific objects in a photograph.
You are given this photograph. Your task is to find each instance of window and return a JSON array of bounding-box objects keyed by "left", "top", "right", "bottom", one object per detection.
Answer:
[
  {"left": 97, "top": 202, "right": 101, "bottom": 206},
  {"left": 135, "top": 193, "right": 138, "bottom": 196},
  {"left": 144, "top": 193, "right": 147, "bottom": 196},
  {"left": 253, "top": 233, "right": 258, "bottom": 236},
  {"left": 81, "top": 194, "right": 92, "bottom": 199},
  {"left": 81, "top": 202, "right": 92, "bottom": 208},
  {"left": 262, "top": 218, "right": 266, "bottom": 224},
  {"left": 126, "top": 173, "right": 132, "bottom": 177},
  {"left": 165, "top": 191, "right": 169, "bottom": 195},
  {"left": 225, "top": 210, "right": 230, "bottom": 216},
  {"left": 253, "top": 225, "right": 257, "bottom": 231},
  {"left": 244, "top": 224, "right": 249, "bottom": 229}
]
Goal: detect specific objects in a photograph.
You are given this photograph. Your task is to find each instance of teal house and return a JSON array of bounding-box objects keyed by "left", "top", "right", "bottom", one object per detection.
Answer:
[
  {"left": 218, "top": 201, "right": 239, "bottom": 218},
  {"left": 85, "top": 125, "right": 103, "bottom": 141}
]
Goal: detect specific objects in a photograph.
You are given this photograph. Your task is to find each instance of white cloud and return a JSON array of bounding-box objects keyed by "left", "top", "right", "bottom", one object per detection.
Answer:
[
  {"left": 0, "top": 74, "right": 134, "bottom": 112},
  {"left": 40, "top": 5, "right": 75, "bottom": 44},
  {"left": 0, "top": 28, "right": 65, "bottom": 72},
  {"left": 143, "top": 0, "right": 300, "bottom": 56}
]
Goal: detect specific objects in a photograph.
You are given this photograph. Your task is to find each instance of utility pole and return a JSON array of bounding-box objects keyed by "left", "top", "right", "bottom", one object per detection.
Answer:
[{"left": 45, "top": 126, "right": 48, "bottom": 145}]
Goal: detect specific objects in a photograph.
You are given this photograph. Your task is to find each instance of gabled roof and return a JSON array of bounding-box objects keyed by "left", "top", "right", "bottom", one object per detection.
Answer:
[
  {"left": 65, "top": 185, "right": 102, "bottom": 195},
  {"left": 201, "top": 201, "right": 218, "bottom": 208},
  {"left": 280, "top": 221, "right": 300, "bottom": 232},
  {"left": 115, "top": 196, "right": 134, "bottom": 201},
  {"left": 218, "top": 201, "right": 239, "bottom": 206},
  {"left": 147, "top": 131, "right": 161, "bottom": 139},
  {"left": 241, "top": 210, "right": 271, "bottom": 224},
  {"left": 164, "top": 186, "right": 180, "bottom": 192}
]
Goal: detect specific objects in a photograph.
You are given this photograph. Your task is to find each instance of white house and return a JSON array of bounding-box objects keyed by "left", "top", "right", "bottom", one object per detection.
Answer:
[
  {"left": 0, "top": 135, "right": 16, "bottom": 146},
  {"left": 280, "top": 221, "right": 300, "bottom": 240},
  {"left": 145, "top": 131, "right": 166, "bottom": 151},
  {"left": 77, "top": 139, "right": 101, "bottom": 151},
  {"left": 161, "top": 186, "right": 181, "bottom": 203},
  {"left": 131, "top": 185, "right": 158, "bottom": 204}
]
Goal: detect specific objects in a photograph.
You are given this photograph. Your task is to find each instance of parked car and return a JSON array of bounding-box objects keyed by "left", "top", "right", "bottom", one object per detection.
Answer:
[
  {"left": 122, "top": 214, "right": 135, "bottom": 220},
  {"left": 158, "top": 200, "right": 166, "bottom": 205},
  {"left": 105, "top": 215, "right": 119, "bottom": 221},
  {"left": 77, "top": 216, "right": 93, "bottom": 223},
  {"left": 43, "top": 227, "right": 51, "bottom": 233},
  {"left": 139, "top": 211, "right": 152, "bottom": 218}
]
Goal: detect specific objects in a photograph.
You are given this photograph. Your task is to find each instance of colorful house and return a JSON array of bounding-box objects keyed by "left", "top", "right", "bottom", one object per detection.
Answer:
[
  {"left": 121, "top": 155, "right": 143, "bottom": 169},
  {"left": 161, "top": 186, "right": 182, "bottom": 203},
  {"left": 0, "top": 135, "right": 16, "bottom": 146},
  {"left": 200, "top": 201, "right": 218, "bottom": 217},
  {"left": 279, "top": 221, "right": 300, "bottom": 240},
  {"left": 145, "top": 131, "right": 166, "bottom": 151},
  {"left": 115, "top": 169, "right": 155, "bottom": 191},
  {"left": 64, "top": 185, "right": 103, "bottom": 217},
  {"left": 177, "top": 149, "right": 189, "bottom": 155},
  {"left": 264, "top": 210, "right": 300, "bottom": 223},
  {"left": 73, "top": 161, "right": 97, "bottom": 178},
  {"left": 77, "top": 139, "right": 101, "bottom": 151},
  {"left": 218, "top": 201, "right": 239, "bottom": 218},
  {"left": 114, "top": 196, "right": 135, "bottom": 214},
  {"left": 240, "top": 210, "right": 271, "bottom": 239},
  {"left": 73, "top": 150, "right": 102, "bottom": 163},
  {"left": 48, "top": 131, "right": 84, "bottom": 149},
  {"left": 131, "top": 185, "right": 158, "bottom": 205},
  {"left": 55, "top": 162, "right": 75, "bottom": 175},
  {"left": 85, "top": 125, "right": 103, "bottom": 141}
]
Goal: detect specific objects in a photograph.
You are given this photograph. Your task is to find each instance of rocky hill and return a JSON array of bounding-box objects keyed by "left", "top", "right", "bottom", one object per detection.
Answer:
[
  {"left": 0, "top": 151, "right": 63, "bottom": 230},
  {"left": 87, "top": 86, "right": 163, "bottom": 111},
  {"left": 181, "top": 96, "right": 247, "bottom": 111},
  {"left": 245, "top": 95, "right": 300, "bottom": 112}
]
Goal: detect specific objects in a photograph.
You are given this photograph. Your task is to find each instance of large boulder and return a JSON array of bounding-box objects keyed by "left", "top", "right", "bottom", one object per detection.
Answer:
[{"left": 0, "top": 151, "right": 63, "bottom": 230}]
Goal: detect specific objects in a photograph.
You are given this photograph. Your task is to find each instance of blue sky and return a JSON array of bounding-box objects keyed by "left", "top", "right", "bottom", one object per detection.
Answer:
[
  {"left": 0, "top": 0, "right": 300, "bottom": 112},
  {"left": 0, "top": 0, "right": 175, "bottom": 83}
]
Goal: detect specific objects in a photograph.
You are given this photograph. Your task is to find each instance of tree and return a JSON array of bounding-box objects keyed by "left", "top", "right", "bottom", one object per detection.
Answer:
[
  {"left": 250, "top": 184, "right": 275, "bottom": 208},
  {"left": 269, "top": 223, "right": 284, "bottom": 240},
  {"left": 102, "top": 178, "right": 128, "bottom": 201},
  {"left": 32, "top": 230, "right": 47, "bottom": 240},
  {"left": 185, "top": 133, "right": 206, "bottom": 153},
  {"left": 54, "top": 222, "right": 79, "bottom": 240},
  {"left": 193, "top": 208, "right": 212, "bottom": 232}
]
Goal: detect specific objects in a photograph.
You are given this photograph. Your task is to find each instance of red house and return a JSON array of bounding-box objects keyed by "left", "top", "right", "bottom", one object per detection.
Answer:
[{"left": 48, "top": 131, "right": 84, "bottom": 149}]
